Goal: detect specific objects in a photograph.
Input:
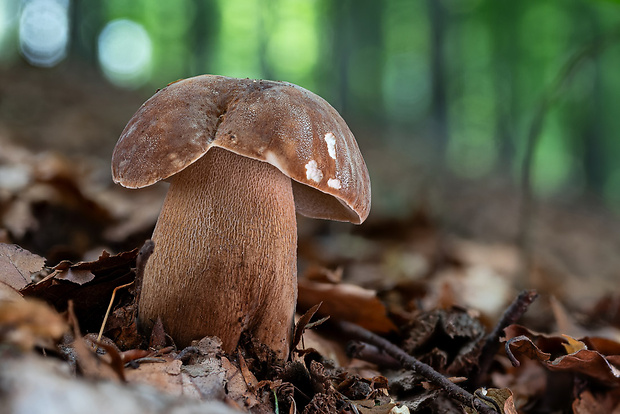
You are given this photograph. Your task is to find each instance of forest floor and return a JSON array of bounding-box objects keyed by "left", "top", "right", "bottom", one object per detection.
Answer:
[{"left": 2, "top": 64, "right": 620, "bottom": 413}]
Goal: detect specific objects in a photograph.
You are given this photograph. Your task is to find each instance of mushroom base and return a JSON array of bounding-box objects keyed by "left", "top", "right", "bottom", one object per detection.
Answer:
[{"left": 138, "top": 147, "right": 297, "bottom": 358}]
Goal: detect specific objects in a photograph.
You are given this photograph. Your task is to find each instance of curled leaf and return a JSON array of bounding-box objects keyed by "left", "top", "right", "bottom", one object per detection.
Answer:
[{"left": 504, "top": 324, "right": 620, "bottom": 385}]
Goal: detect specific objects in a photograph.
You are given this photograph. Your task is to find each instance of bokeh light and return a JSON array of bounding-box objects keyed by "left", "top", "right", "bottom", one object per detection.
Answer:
[
  {"left": 18, "top": 0, "right": 70, "bottom": 67},
  {"left": 0, "top": 0, "right": 19, "bottom": 63},
  {"left": 97, "top": 19, "right": 152, "bottom": 89}
]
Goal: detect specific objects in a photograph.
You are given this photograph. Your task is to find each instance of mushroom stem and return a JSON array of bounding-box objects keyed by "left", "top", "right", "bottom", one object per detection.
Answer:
[{"left": 138, "top": 147, "right": 297, "bottom": 358}]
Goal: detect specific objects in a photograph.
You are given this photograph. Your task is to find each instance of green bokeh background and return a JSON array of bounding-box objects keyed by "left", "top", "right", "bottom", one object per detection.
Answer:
[{"left": 2, "top": 0, "right": 620, "bottom": 216}]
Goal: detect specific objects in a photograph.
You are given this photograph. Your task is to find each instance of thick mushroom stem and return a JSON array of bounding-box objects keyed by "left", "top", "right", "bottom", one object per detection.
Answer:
[{"left": 138, "top": 147, "right": 297, "bottom": 358}]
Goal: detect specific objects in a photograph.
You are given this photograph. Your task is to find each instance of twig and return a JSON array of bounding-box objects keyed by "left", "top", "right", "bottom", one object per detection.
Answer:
[
  {"left": 346, "top": 341, "right": 401, "bottom": 369},
  {"left": 504, "top": 336, "right": 527, "bottom": 367},
  {"left": 471, "top": 289, "right": 538, "bottom": 387},
  {"left": 175, "top": 346, "right": 200, "bottom": 363},
  {"left": 518, "top": 26, "right": 620, "bottom": 284},
  {"left": 337, "top": 321, "right": 498, "bottom": 414},
  {"left": 96, "top": 281, "right": 134, "bottom": 343}
]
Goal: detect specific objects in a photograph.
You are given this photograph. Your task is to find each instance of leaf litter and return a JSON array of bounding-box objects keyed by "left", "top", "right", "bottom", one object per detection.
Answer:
[{"left": 4, "top": 113, "right": 620, "bottom": 412}]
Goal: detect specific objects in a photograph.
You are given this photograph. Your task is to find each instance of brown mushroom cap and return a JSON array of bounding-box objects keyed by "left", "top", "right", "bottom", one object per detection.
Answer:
[{"left": 111, "top": 75, "right": 370, "bottom": 224}]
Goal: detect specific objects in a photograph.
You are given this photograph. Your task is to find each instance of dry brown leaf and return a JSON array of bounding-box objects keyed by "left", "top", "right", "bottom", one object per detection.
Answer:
[
  {"left": 237, "top": 352, "right": 259, "bottom": 391},
  {"left": 0, "top": 281, "right": 23, "bottom": 302},
  {"left": 49, "top": 249, "right": 137, "bottom": 286},
  {"left": 0, "top": 243, "right": 45, "bottom": 290},
  {"left": 0, "top": 298, "right": 67, "bottom": 350},
  {"left": 298, "top": 280, "right": 397, "bottom": 333},
  {"left": 221, "top": 356, "right": 260, "bottom": 409},
  {"left": 303, "top": 265, "right": 343, "bottom": 284},
  {"left": 20, "top": 248, "right": 138, "bottom": 334},
  {"left": 506, "top": 335, "right": 552, "bottom": 363},
  {"left": 465, "top": 388, "right": 517, "bottom": 414},
  {"left": 351, "top": 398, "right": 397, "bottom": 413},
  {"left": 125, "top": 348, "right": 263, "bottom": 411},
  {"left": 297, "top": 327, "right": 349, "bottom": 367},
  {"left": 573, "top": 389, "right": 620, "bottom": 414},
  {"left": 125, "top": 357, "right": 186, "bottom": 396},
  {"left": 292, "top": 303, "right": 324, "bottom": 351},
  {"left": 0, "top": 352, "right": 242, "bottom": 414},
  {"left": 584, "top": 336, "right": 620, "bottom": 356},
  {"left": 54, "top": 267, "right": 95, "bottom": 285},
  {"left": 505, "top": 325, "right": 620, "bottom": 385}
]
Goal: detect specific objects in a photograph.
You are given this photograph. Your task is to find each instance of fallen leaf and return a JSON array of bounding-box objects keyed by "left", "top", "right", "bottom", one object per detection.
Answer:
[
  {"left": 0, "top": 281, "right": 23, "bottom": 302},
  {"left": 0, "top": 298, "right": 67, "bottom": 350},
  {"left": 465, "top": 388, "right": 518, "bottom": 414},
  {"left": 298, "top": 280, "right": 397, "bottom": 333},
  {"left": 125, "top": 356, "right": 186, "bottom": 396},
  {"left": 54, "top": 267, "right": 95, "bottom": 285},
  {"left": 573, "top": 389, "right": 620, "bottom": 414},
  {"left": 20, "top": 248, "right": 138, "bottom": 334},
  {"left": 49, "top": 249, "right": 137, "bottom": 286},
  {"left": 352, "top": 398, "right": 397, "bottom": 414},
  {"left": 505, "top": 335, "right": 552, "bottom": 364},
  {"left": 292, "top": 303, "right": 324, "bottom": 351},
  {"left": 303, "top": 265, "right": 343, "bottom": 284},
  {"left": 0, "top": 243, "right": 45, "bottom": 290},
  {"left": 237, "top": 352, "right": 259, "bottom": 391},
  {"left": 505, "top": 325, "right": 620, "bottom": 385},
  {"left": 0, "top": 353, "right": 242, "bottom": 414},
  {"left": 401, "top": 308, "right": 485, "bottom": 376},
  {"left": 221, "top": 356, "right": 261, "bottom": 409}
]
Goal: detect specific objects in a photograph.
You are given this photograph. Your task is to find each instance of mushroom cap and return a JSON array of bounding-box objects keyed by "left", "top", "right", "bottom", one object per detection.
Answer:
[{"left": 112, "top": 75, "right": 370, "bottom": 224}]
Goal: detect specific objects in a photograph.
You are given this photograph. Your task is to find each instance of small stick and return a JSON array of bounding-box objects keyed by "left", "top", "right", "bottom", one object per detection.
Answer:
[
  {"left": 347, "top": 341, "right": 401, "bottom": 369},
  {"left": 472, "top": 289, "right": 538, "bottom": 387},
  {"left": 337, "top": 321, "right": 498, "bottom": 414},
  {"left": 97, "top": 281, "right": 134, "bottom": 343}
]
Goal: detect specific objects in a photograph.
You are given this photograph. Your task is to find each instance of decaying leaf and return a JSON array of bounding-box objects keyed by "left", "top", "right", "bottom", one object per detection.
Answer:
[
  {"left": 0, "top": 298, "right": 67, "bottom": 350},
  {"left": 292, "top": 303, "right": 327, "bottom": 351},
  {"left": 401, "top": 308, "right": 485, "bottom": 376},
  {"left": 505, "top": 324, "right": 620, "bottom": 385},
  {"left": 125, "top": 357, "right": 187, "bottom": 396},
  {"left": 48, "top": 248, "right": 139, "bottom": 286},
  {"left": 298, "top": 279, "right": 397, "bottom": 333},
  {"left": 304, "top": 265, "right": 343, "bottom": 284},
  {"left": 464, "top": 388, "right": 518, "bottom": 414},
  {"left": 350, "top": 398, "right": 397, "bottom": 413},
  {"left": 0, "top": 281, "right": 23, "bottom": 302},
  {"left": 124, "top": 336, "right": 268, "bottom": 411},
  {"left": 0, "top": 243, "right": 45, "bottom": 290},
  {"left": 572, "top": 389, "right": 620, "bottom": 414},
  {"left": 20, "top": 248, "right": 138, "bottom": 333},
  {"left": 0, "top": 353, "right": 241, "bottom": 414},
  {"left": 221, "top": 356, "right": 261, "bottom": 410}
]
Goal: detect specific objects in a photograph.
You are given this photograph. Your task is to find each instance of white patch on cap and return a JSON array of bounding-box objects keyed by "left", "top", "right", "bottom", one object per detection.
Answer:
[
  {"left": 305, "top": 160, "right": 323, "bottom": 182},
  {"left": 264, "top": 150, "right": 286, "bottom": 174},
  {"left": 324, "top": 132, "right": 336, "bottom": 159},
  {"left": 327, "top": 178, "right": 341, "bottom": 189}
]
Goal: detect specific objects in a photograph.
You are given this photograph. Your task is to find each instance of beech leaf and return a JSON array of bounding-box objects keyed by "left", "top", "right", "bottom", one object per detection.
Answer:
[{"left": 0, "top": 243, "right": 45, "bottom": 290}]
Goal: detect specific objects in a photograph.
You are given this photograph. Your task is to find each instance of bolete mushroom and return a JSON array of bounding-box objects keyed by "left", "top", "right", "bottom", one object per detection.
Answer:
[{"left": 111, "top": 75, "right": 370, "bottom": 359}]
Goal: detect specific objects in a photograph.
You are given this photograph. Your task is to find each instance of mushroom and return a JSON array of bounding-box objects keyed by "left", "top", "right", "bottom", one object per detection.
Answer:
[{"left": 111, "top": 75, "right": 370, "bottom": 359}]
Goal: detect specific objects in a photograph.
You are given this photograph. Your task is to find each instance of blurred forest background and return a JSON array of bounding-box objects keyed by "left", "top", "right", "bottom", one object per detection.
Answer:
[{"left": 2, "top": 0, "right": 620, "bottom": 233}]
